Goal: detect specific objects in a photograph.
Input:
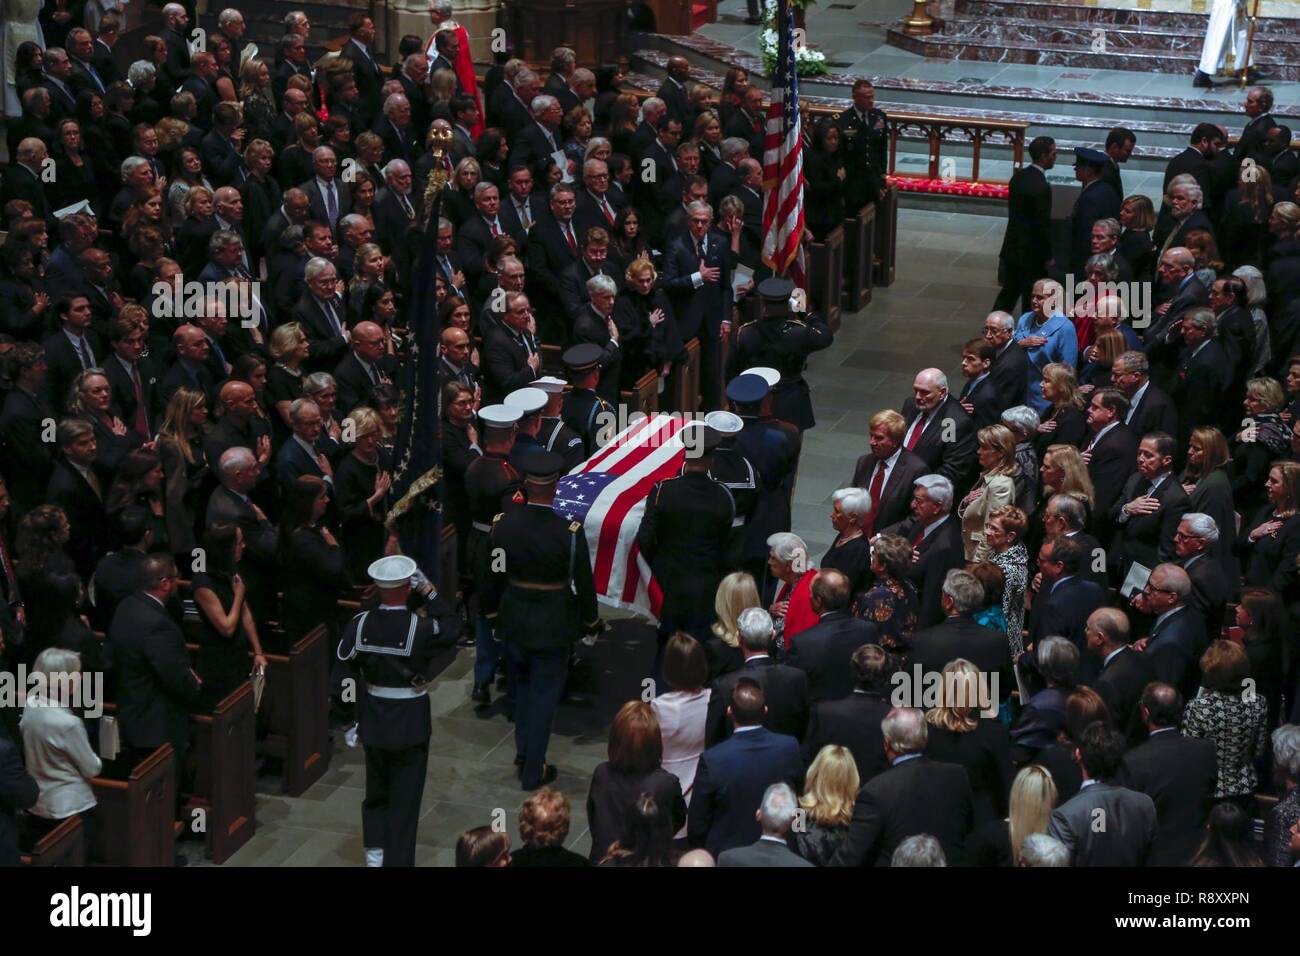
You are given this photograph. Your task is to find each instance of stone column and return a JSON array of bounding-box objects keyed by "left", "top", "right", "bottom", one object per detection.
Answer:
[{"left": 383, "top": 0, "right": 503, "bottom": 61}]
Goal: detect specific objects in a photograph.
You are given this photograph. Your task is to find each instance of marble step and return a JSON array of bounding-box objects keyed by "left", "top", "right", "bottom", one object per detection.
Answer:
[
  {"left": 885, "top": 25, "right": 1300, "bottom": 79},
  {"left": 953, "top": 0, "right": 1300, "bottom": 32}
]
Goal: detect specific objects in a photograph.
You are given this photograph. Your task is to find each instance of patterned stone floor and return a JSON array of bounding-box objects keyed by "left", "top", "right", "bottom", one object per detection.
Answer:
[{"left": 209, "top": 205, "right": 1001, "bottom": 866}]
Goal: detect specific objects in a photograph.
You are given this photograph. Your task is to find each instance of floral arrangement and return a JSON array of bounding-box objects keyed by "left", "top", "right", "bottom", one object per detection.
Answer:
[{"left": 759, "top": 0, "right": 829, "bottom": 77}]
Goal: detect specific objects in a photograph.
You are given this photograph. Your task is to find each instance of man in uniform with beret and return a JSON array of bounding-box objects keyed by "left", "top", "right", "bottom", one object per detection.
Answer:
[
  {"left": 337, "top": 554, "right": 460, "bottom": 866},
  {"left": 833, "top": 79, "right": 888, "bottom": 216},
  {"left": 534, "top": 375, "right": 587, "bottom": 471},
  {"left": 561, "top": 343, "right": 616, "bottom": 457},
  {"left": 727, "top": 277, "right": 833, "bottom": 431},
  {"left": 637, "top": 424, "right": 738, "bottom": 686},
  {"left": 705, "top": 410, "right": 759, "bottom": 567},
  {"left": 465, "top": 404, "right": 525, "bottom": 705},
  {"left": 728, "top": 373, "right": 797, "bottom": 588},
  {"left": 483, "top": 451, "right": 601, "bottom": 790},
  {"left": 1071, "top": 146, "right": 1122, "bottom": 275},
  {"left": 504, "top": 386, "right": 550, "bottom": 471}
]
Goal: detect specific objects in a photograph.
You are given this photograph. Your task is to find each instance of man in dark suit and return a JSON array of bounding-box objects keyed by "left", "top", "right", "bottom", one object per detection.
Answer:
[
  {"left": 898, "top": 368, "right": 978, "bottom": 493},
  {"left": 1041, "top": 494, "right": 1108, "bottom": 587},
  {"left": 572, "top": 278, "right": 622, "bottom": 404},
  {"left": 688, "top": 680, "right": 804, "bottom": 859},
  {"left": 1161, "top": 179, "right": 1216, "bottom": 255},
  {"left": 1, "top": 138, "right": 53, "bottom": 223},
  {"left": 716, "top": 783, "right": 813, "bottom": 867},
  {"left": 179, "top": 52, "right": 220, "bottom": 131},
  {"left": 200, "top": 103, "right": 249, "bottom": 189},
  {"left": 1086, "top": 607, "right": 1155, "bottom": 745},
  {"left": 481, "top": 292, "right": 541, "bottom": 404},
  {"left": 880, "top": 474, "right": 966, "bottom": 630},
  {"left": 558, "top": 229, "right": 622, "bottom": 325},
  {"left": 525, "top": 184, "right": 582, "bottom": 340},
  {"left": 342, "top": 14, "right": 384, "bottom": 126},
  {"left": 574, "top": 159, "right": 627, "bottom": 241},
  {"left": 109, "top": 553, "right": 203, "bottom": 811},
  {"left": 1171, "top": 309, "right": 1233, "bottom": 447},
  {"left": 830, "top": 707, "right": 974, "bottom": 866},
  {"left": 656, "top": 57, "right": 694, "bottom": 125},
  {"left": 333, "top": 322, "right": 396, "bottom": 414},
  {"left": 159, "top": 324, "right": 218, "bottom": 406},
  {"left": 956, "top": 338, "right": 1003, "bottom": 429},
  {"left": 274, "top": 398, "right": 335, "bottom": 491},
  {"left": 43, "top": 294, "right": 101, "bottom": 416},
  {"left": 1264, "top": 124, "right": 1300, "bottom": 191},
  {"left": 501, "top": 166, "right": 544, "bottom": 237},
  {"left": 1113, "top": 351, "right": 1179, "bottom": 439},
  {"left": 0, "top": 344, "right": 57, "bottom": 515},
  {"left": 203, "top": 382, "right": 273, "bottom": 493},
  {"left": 104, "top": 317, "right": 160, "bottom": 441},
  {"left": 292, "top": 257, "right": 351, "bottom": 372},
  {"left": 372, "top": 162, "right": 422, "bottom": 279},
  {"left": 1080, "top": 389, "right": 1140, "bottom": 528},
  {"left": 158, "top": 4, "right": 192, "bottom": 90},
  {"left": 1162, "top": 123, "right": 1221, "bottom": 197},
  {"left": 272, "top": 33, "right": 313, "bottom": 109},
  {"left": 849, "top": 410, "right": 930, "bottom": 538},
  {"left": 1134, "top": 563, "right": 1206, "bottom": 702},
  {"left": 995, "top": 135, "right": 1055, "bottom": 315},
  {"left": 707, "top": 138, "right": 746, "bottom": 212},
  {"left": 1117, "top": 683, "right": 1218, "bottom": 866},
  {"left": 802, "top": 643, "right": 894, "bottom": 781},
  {"left": 1110, "top": 433, "right": 1189, "bottom": 581},
  {"left": 6, "top": 89, "right": 56, "bottom": 171},
  {"left": 724, "top": 87, "right": 767, "bottom": 165},
  {"left": 66, "top": 28, "right": 107, "bottom": 96},
  {"left": 455, "top": 182, "right": 522, "bottom": 284},
  {"left": 1176, "top": 513, "right": 1230, "bottom": 633},
  {"left": 909, "top": 569, "right": 1014, "bottom": 700},
  {"left": 206, "top": 446, "right": 279, "bottom": 620},
  {"left": 1101, "top": 127, "right": 1136, "bottom": 198},
  {"left": 1208, "top": 276, "right": 1258, "bottom": 418},
  {"left": 706, "top": 607, "right": 809, "bottom": 745},
  {"left": 1028, "top": 536, "right": 1108, "bottom": 684},
  {"left": 984, "top": 312, "right": 1031, "bottom": 411},
  {"left": 786, "top": 570, "right": 879, "bottom": 702},
  {"left": 636, "top": 114, "right": 684, "bottom": 238},
  {"left": 1145, "top": 248, "right": 1210, "bottom": 389},
  {"left": 662, "top": 203, "right": 733, "bottom": 410},
  {"left": 1234, "top": 87, "right": 1279, "bottom": 170},
  {"left": 511, "top": 94, "right": 566, "bottom": 184},
  {"left": 372, "top": 94, "right": 419, "bottom": 167},
  {"left": 300, "top": 148, "right": 353, "bottom": 233},
  {"left": 1047, "top": 723, "right": 1156, "bottom": 866},
  {"left": 1069, "top": 148, "right": 1121, "bottom": 275}
]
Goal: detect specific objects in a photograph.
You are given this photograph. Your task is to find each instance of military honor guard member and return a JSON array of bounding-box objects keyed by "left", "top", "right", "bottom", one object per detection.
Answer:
[
  {"left": 533, "top": 375, "right": 587, "bottom": 472},
  {"left": 482, "top": 451, "right": 601, "bottom": 790},
  {"left": 833, "top": 79, "right": 889, "bottom": 213},
  {"left": 705, "top": 409, "right": 759, "bottom": 566},
  {"left": 465, "top": 403, "right": 525, "bottom": 705},
  {"left": 727, "top": 372, "right": 798, "bottom": 588},
  {"left": 561, "top": 343, "right": 616, "bottom": 457},
  {"left": 336, "top": 555, "right": 460, "bottom": 867},
  {"left": 504, "top": 386, "right": 550, "bottom": 472}
]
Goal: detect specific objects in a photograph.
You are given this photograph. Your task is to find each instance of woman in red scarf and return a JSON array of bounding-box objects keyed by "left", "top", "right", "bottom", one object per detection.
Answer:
[{"left": 766, "top": 532, "right": 818, "bottom": 649}]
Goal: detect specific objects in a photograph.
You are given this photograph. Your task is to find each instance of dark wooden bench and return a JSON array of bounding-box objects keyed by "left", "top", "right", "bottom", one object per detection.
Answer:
[
  {"left": 620, "top": 369, "right": 660, "bottom": 418},
  {"left": 842, "top": 203, "right": 876, "bottom": 313},
  {"left": 807, "top": 225, "right": 845, "bottom": 331},
  {"left": 91, "top": 744, "right": 177, "bottom": 866},
  {"left": 19, "top": 815, "right": 86, "bottom": 867},
  {"left": 261, "top": 624, "right": 331, "bottom": 797},
  {"left": 666, "top": 337, "right": 700, "bottom": 415},
  {"left": 187, "top": 680, "right": 257, "bottom": 864}
]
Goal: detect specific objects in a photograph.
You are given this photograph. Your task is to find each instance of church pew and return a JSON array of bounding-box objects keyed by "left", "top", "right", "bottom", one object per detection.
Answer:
[
  {"left": 620, "top": 369, "right": 660, "bottom": 418},
  {"left": 807, "top": 225, "right": 844, "bottom": 331},
  {"left": 187, "top": 680, "right": 257, "bottom": 864},
  {"left": 261, "top": 624, "right": 332, "bottom": 797},
  {"left": 19, "top": 815, "right": 85, "bottom": 867},
  {"left": 91, "top": 744, "right": 177, "bottom": 867},
  {"left": 842, "top": 203, "right": 875, "bottom": 312},
  {"left": 666, "top": 338, "right": 701, "bottom": 414},
  {"left": 873, "top": 183, "right": 900, "bottom": 287}
]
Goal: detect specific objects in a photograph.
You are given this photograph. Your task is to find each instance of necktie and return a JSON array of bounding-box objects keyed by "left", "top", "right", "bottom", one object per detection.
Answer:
[
  {"left": 83, "top": 467, "right": 102, "bottom": 500},
  {"left": 75, "top": 335, "right": 93, "bottom": 370},
  {"left": 600, "top": 198, "right": 614, "bottom": 224},
  {"left": 489, "top": 219, "right": 499, "bottom": 237},
  {"left": 325, "top": 182, "right": 338, "bottom": 226},
  {"left": 905, "top": 411, "right": 928, "bottom": 451},
  {"left": 866, "top": 460, "right": 887, "bottom": 536},
  {"left": 324, "top": 298, "right": 343, "bottom": 336},
  {"left": 910, "top": 523, "right": 925, "bottom": 546},
  {"left": 87, "top": 63, "right": 105, "bottom": 93},
  {"left": 364, "top": 361, "right": 378, "bottom": 386},
  {"left": 518, "top": 202, "right": 531, "bottom": 229},
  {"left": 564, "top": 222, "right": 577, "bottom": 256},
  {"left": 399, "top": 193, "right": 414, "bottom": 219},
  {"left": 209, "top": 335, "right": 228, "bottom": 369},
  {"left": 130, "top": 363, "right": 149, "bottom": 438}
]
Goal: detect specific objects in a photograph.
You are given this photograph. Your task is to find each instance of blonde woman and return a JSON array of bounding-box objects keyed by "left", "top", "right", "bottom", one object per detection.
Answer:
[
  {"left": 958, "top": 424, "right": 1019, "bottom": 561},
  {"left": 1034, "top": 362, "right": 1087, "bottom": 454},
  {"left": 924, "top": 658, "right": 1013, "bottom": 826},
  {"left": 1040, "top": 443, "right": 1095, "bottom": 514},
  {"left": 984, "top": 505, "right": 1029, "bottom": 656},
  {"left": 266, "top": 321, "right": 311, "bottom": 432},
  {"left": 1179, "top": 426, "right": 1237, "bottom": 581},
  {"left": 790, "top": 744, "right": 860, "bottom": 866},
  {"left": 334, "top": 406, "right": 393, "bottom": 583},
  {"left": 156, "top": 386, "right": 210, "bottom": 562},
  {"left": 706, "top": 571, "right": 759, "bottom": 681},
  {"left": 967, "top": 763, "right": 1057, "bottom": 866}
]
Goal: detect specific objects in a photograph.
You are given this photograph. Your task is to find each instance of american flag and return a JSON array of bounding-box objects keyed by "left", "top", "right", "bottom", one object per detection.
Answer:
[
  {"left": 761, "top": 0, "right": 806, "bottom": 286},
  {"left": 551, "top": 414, "right": 693, "bottom": 622}
]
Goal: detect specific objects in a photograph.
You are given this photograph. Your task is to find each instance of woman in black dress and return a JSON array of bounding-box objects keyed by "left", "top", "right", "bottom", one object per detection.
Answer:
[
  {"left": 614, "top": 257, "right": 683, "bottom": 387},
  {"left": 790, "top": 744, "right": 858, "bottom": 866},
  {"left": 49, "top": 119, "right": 101, "bottom": 216},
  {"left": 266, "top": 322, "right": 310, "bottom": 443},
  {"left": 1238, "top": 462, "right": 1300, "bottom": 595},
  {"left": 277, "top": 476, "right": 350, "bottom": 642},
  {"left": 65, "top": 370, "right": 144, "bottom": 475},
  {"left": 609, "top": 207, "right": 650, "bottom": 277},
  {"left": 74, "top": 91, "right": 117, "bottom": 198},
  {"left": 275, "top": 113, "right": 319, "bottom": 191},
  {"left": 821, "top": 488, "right": 873, "bottom": 595},
  {"left": 1034, "top": 363, "right": 1088, "bottom": 457},
  {"left": 0, "top": 243, "right": 47, "bottom": 342},
  {"left": 157, "top": 386, "right": 211, "bottom": 566},
  {"left": 1230, "top": 378, "right": 1292, "bottom": 518},
  {"left": 192, "top": 523, "right": 267, "bottom": 705},
  {"left": 966, "top": 764, "right": 1057, "bottom": 867},
  {"left": 804, "top": 120, "right": 846, "bottom": 242},
  {"left": 334, "top": 407, "right": 393, "bottom": 584},
  {"left": 923, "top": 659, "right": 1014, "bottom": 827},
  {"left": 475, "top": 128, "right": 511, "bottom": 190},
  {"left": 347, "top": 244, "right": 391, "bottom": 326},
  {"left": 1118, "top": 194, "right": 1156, "bottom": 280}
]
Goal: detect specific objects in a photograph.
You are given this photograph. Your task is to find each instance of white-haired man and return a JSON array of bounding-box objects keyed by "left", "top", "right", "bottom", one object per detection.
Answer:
[
  {"left": 374, "top": 92, "right": 417, "bottom": 165},
  {"left": 704, "top": 605, "right": 810, "bottom": 747},
  {"left": 717, "top": 783, "right": 813, "bottom": 867},
  {"left": 830, "top": 707, "right": 974, "bottom": 867},
  {"left": 898, "top": 368, "right": 977, "bottom": 490},
  {"left": 301, "top": 146, "right": 351, "bottom": 231},
  {"left": 879, "top": 474, "right": 965, "bottom": 629},
  {"left": 1175, "top": 512, "right": 1230, "bottom": 632}
]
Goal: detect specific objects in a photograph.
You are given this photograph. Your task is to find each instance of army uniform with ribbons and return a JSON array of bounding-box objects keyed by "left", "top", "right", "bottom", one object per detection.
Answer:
[{"left": 833, "top": 104, "right": 888, "bottom": 211}]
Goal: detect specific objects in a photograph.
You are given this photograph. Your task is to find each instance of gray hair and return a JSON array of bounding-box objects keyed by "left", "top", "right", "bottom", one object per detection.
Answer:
[
  {"left": 1166, "top": 173, "right": 1198, "bottom": 194},
  {"left": 720, "top": 137, "right": 749, "bottom": 162},
  {"left": 891, "top": 834, "right": 946, "bottom": 867},
  {"left": 642, "top": 96, "right": 666, "bottom": 116},
  {"left": 120, "top": 155, "right": 149, "bottom": 181},
  {"left": 127, "top": 60, "right": 156, "bottom": 87},
  {"left": 758, "top": 783, "right": 799, "bottom": 836},
  {"left": 530, "top": 94, "right": 558, "bottom": 116},
  {"left": 311, "top": 145, "right": 336, "bottom": 163},
  {"left": 1019, "top": 833, "right": 1071, "bottom": 867},
  {"left": 766, "top": 531, "right": 808, "bottom": 566},
  {"left": 304, "top": 257, "right": 334, "bottom": 281},
  {"left": 1047, "top": 493, "right": 1087, "bottom": 531},
  {"left": 685, "top": 200, "right": 713, "bottom": 220},
  {"left": 986, "top": 311, "right": 1015, "bottom": 331},
  {"left": 1150, "top": 563, "right": 1191, "bottom": 600},
  {"left": 584, "top": 137, "right": 612, "bottom": 161},
  {"left": 515, "top": 68, "right": 539, "bottom": 89},
  {"left": 1092, "top": 217, "right": 1121, "bottom": 239},
  {"left": 882, "top": 707, "right": 927, "bottom": 754},
  {"left": 1037, "top": 636, "right": 1079, "bottom": 685},
  {"left": 1115, "top": 350, "right": 1148, "bottom": 375},
  {"left": 432, "top": 0, "right": 453, "bottom": 15},
  {"left": 913, "top": 474, "right": 953, "bottom": 511},
  {"left": 1173, "top": 181, "right": 1204, "bottom": 208},
  {"left": 473, "top": 181, "right": 498, "bottom": 199},
  {"left": 942, "top": 569, "right": 986, "bottom": 616},
  {"left": 1233, "top": 265, "right": 1268, "bottom": 307},
  {"left": 1085, "top": 253, "right": 1119, "bottom": 281},
  {"left": 302, "top": 372, "right": 336, "bottom": 396},
  {"left": 1184, "top": 308, "right": 1217, "bottom": 335},
  {"left": 383, "top": 93, "right": 409, "bottom": 118},
  {"left": 1181, "top": 512, "right": 1220, "bottom": 544},
  {"left": 582, "top": 158, "right": 608, "bottom": 178},
  {"left": 586, "top": 274, "right": 617, "bottom": 297},
  {"left": 218, "top": 8, "right": 244, "bottom": 27},
  {"left": 289, "top": 397, "right": 320, "bottom": 423},
  {"left": 832, "top": 487, "right": 872, "bottom": 521},
  {"left": 30, "top": 647, "right": 82, "bottom": 707},
  {"left": 338, "top": 213, "right": 368, "bottom": 236},
  {"left": 1000, "top": 404, "right": 1040, "bottom": 436},
  {"left": 207, "top": 229, "right": 243, "bottom": 255},
  {"left": 218, "top": 446, "right": 256, "bottom": 481},
  {"left": 915, "top": 367, "right": 948, "bottom": 392},
  {"left": 383, "top": 159, "right": 411, "bottom": 180},
  {"left": 1272, "top": 724, "right": 1300, "bottom": 779},
  {"left": 736, "top": 606, "right": 774, "bottom": 652}
]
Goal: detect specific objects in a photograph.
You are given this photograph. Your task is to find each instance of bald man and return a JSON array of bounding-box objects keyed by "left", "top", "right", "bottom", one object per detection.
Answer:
[
  {"left": 898, "top": 368, "right": 977, "bottom": 492},
  {"left": 204, "top": 379, "right": 273, "bottom": 480},
  {"left": 334, "top": 321, "right": 397, "bottom": 414},
  {"left": 1085, "top": 606, "right": 1154, "bottom": 745},
  {"left": 438, "top": 326, "right": 479, "bottom": 394},
  {"left": 1, "top": 138, "right": 52, "bottom": 221},
  {"left": 159, "top": 324, "right": 217, "bottom": 406}
]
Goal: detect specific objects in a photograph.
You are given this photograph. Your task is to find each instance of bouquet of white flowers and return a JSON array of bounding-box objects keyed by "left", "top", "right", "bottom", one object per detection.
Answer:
[{"left": 759, "top": 0, "right": 829, "bottom": 77}]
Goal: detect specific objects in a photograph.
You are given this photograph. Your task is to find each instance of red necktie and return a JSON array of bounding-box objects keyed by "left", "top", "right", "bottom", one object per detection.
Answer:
[
  {"left": 865, "top": 460, "right": 886, "bottom": 536},
  {"left": 131, "top": 363, "right": 149, "bottom": 438},
  {"left": 601, "top": 198, "right": 614, "bottom": 225},
  {"left": 905, "top": 412, "right": 927, "bottom": 451},
  {"left": 489, "top": 219, "right": 499, "bottom": 237},
  {"left": 911, "top": 525, "right": 925, "bottom": 546},
  {"left": 563, "top": 222, "right": 577, "bottom": 256}
]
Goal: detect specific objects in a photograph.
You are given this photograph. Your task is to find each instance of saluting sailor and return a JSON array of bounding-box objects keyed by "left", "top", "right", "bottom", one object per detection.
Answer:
[{"left": 337, "top": 555, "right": 460, "bottom": 867}]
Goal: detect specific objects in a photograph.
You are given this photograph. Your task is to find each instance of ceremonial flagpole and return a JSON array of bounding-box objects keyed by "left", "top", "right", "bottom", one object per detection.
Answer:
[{"left": 1240, "top": 0, "right": 1261, "bottom": 89}]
